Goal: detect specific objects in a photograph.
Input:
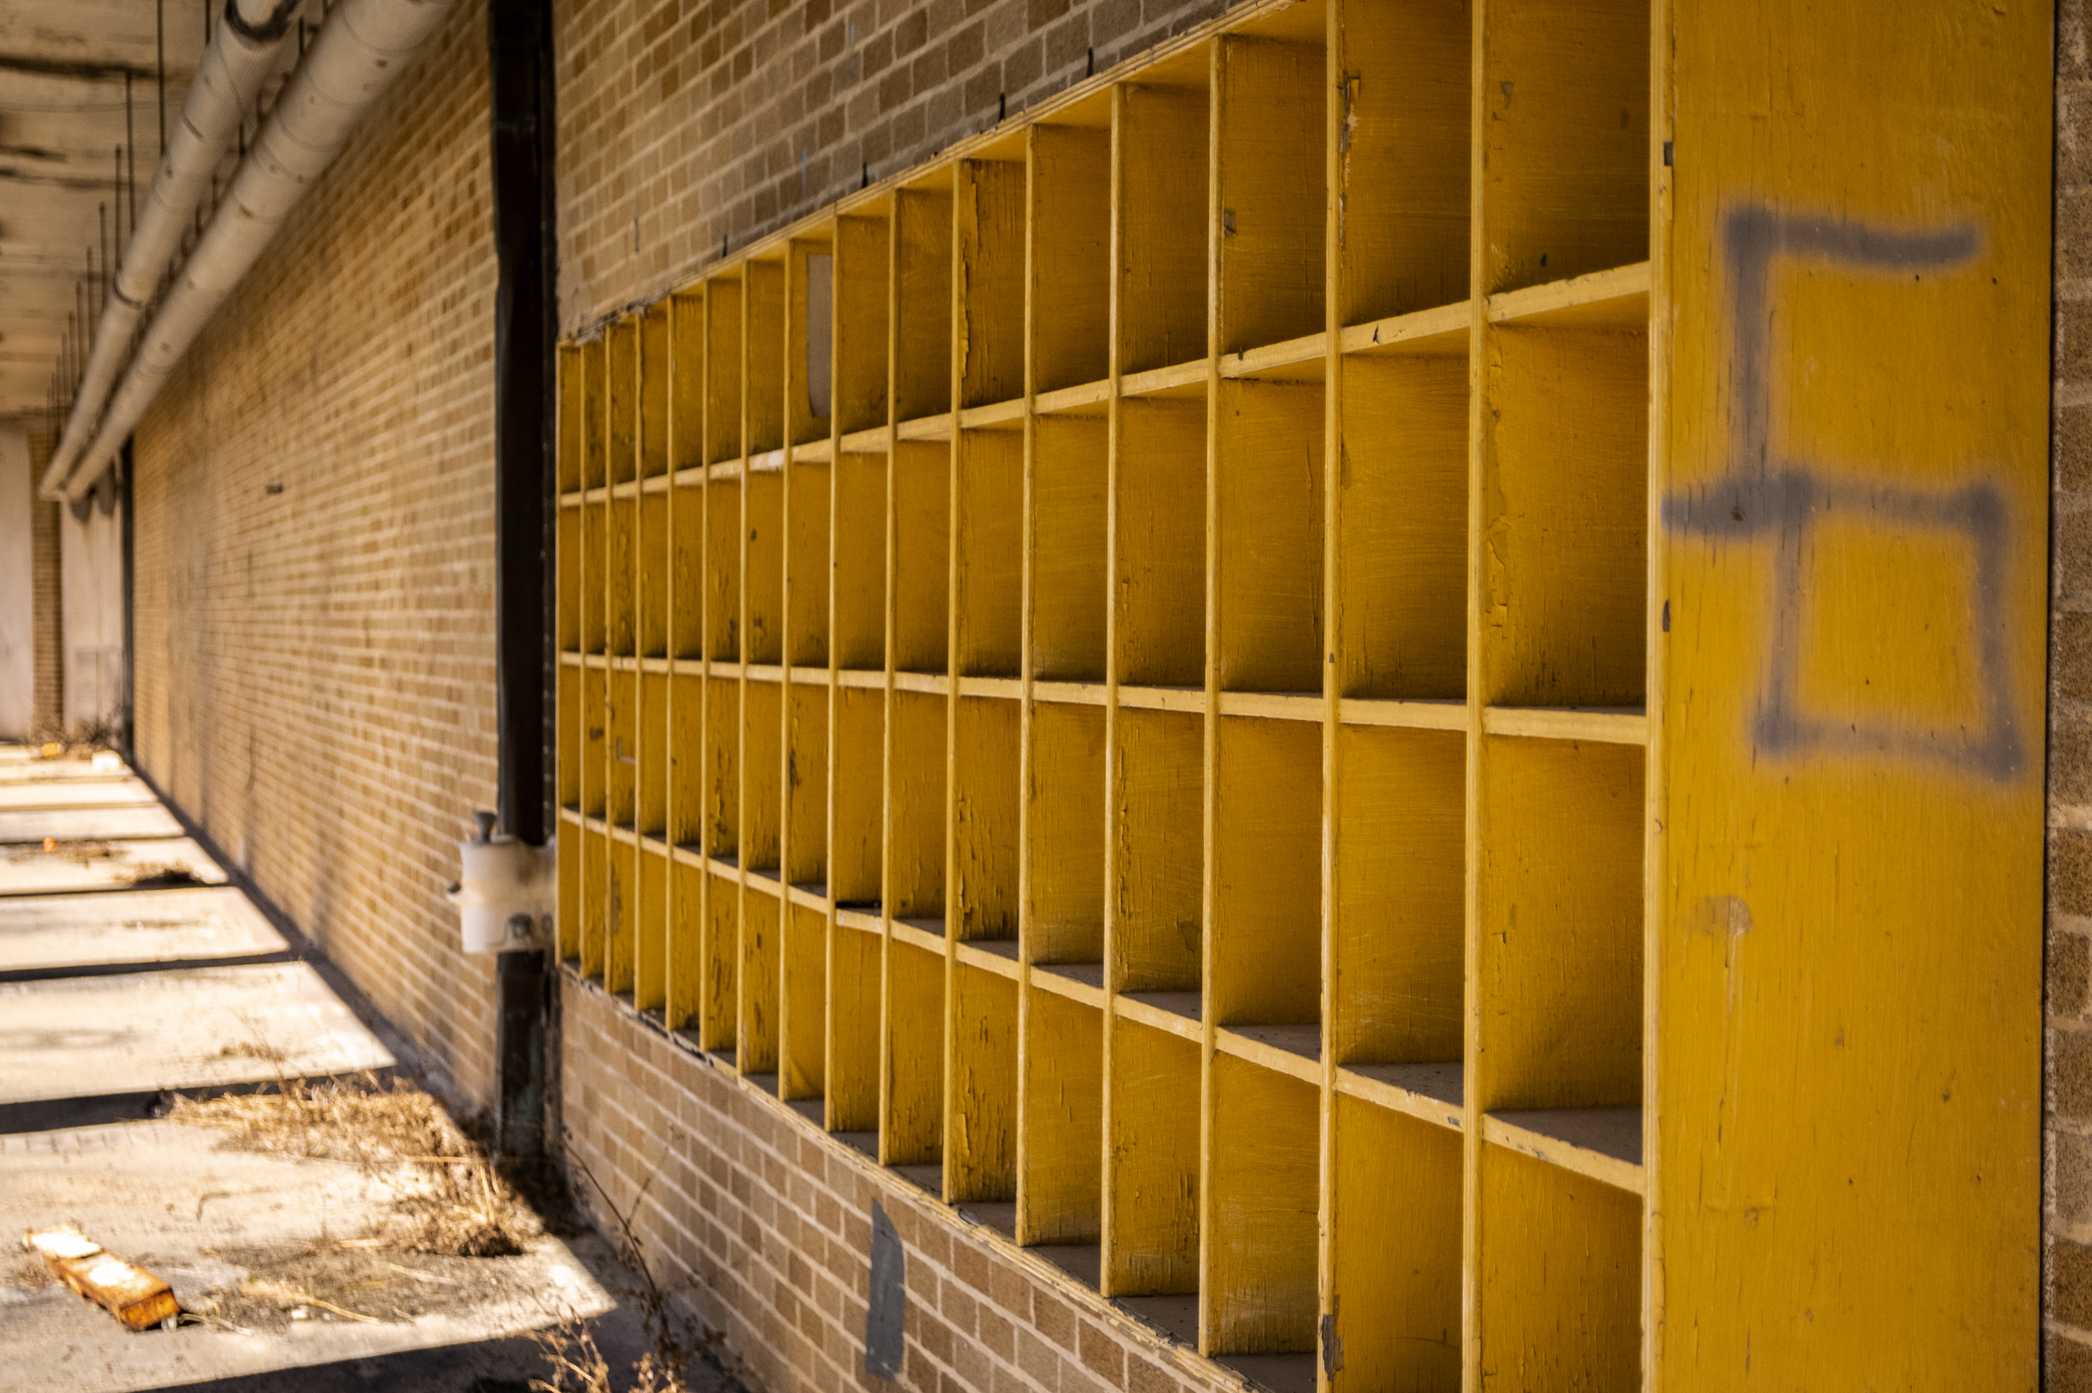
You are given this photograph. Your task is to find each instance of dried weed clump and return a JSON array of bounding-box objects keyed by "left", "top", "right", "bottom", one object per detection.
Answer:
[{"left": 173, "top": 1065, "right": 538, "bottom": 1259}]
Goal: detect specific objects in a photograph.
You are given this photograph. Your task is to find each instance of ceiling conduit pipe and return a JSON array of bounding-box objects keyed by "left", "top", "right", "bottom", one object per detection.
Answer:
[
  {"left": 36, "top": 0, "right": 301, "bottom": 501},
  {"left": 59, "top": 0, "right": 458, "bottom": 502}
]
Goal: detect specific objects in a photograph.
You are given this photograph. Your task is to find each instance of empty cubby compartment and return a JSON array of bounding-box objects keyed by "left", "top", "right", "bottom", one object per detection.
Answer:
[
  {"left": 1204, "top": 1053, "right": 1319, "bottom": 1358},
  {"left": 955, "top": 157, "right": 1027, "bottom": 409},
  {"left": 1105, "top": 1016, "right": 1201, "bottom": 1298},
  {"left": 1337, "top": 351, "right": 1468, "bottom": 701},
  {"left": 1028, "top": 702, "right": 1106, "bottom": 968},
  {"left": 953, "top": 695, "right": 1020, "bottom": 943},
  {"left": 1480, "top": 0, "right": 1649, "bottom": 293},
  {"left": 1478, "top": 1146, "right": 1641, "bottom": 1390},
  {"left": 1211, "top": 716, "right": 1321, "bottom": 1035},
  {"left": 1482, "top": 323, "right": 1647, "bottom": 709},
  {"left": 947, "top": 964, "right": 1020, "bottom": 1204},
  {"left": 1033, "top": 416, "right": 1108, "bottom": 684},
  {"left": 1021, "top": 989, "right": 1103, "bottom": 1245},
  {"left": 1332, "top": 0, "right": 1471, "bottom": 325},
  {"left": 894, "top": 181, "right": 953, "bottom": 424},
  {"left": 1030, "top": 120, "right": 1110, "bottom": 394},
  {"left": 1216, "top": 380, "right": 1324, "bottom": 695},
  {"left": 1478, "top": 735, "right": 1643, "bottom": 1112},
  {"left": 893, "top": 441, "right": 951, "bottom": 675},
  {"left": 1117, "top": 72, "right": 1209, "bottom": 376},
  {"left": 1111, "top": 707, "right": 1203, "bottom": 996},
  {"left": 832, "top": 449, "right": 886, "bottom": 671},
  {"left": 1215, "top": 17, "right": 1327, "bottom": 355},
  {"left": 1333, "top": 725, "right": 1464, "bottom": 1068},
  {"left": 1115, "top": 398, "right": 1206, "bottom": 690},
  {"left": 1329, "top": 1094, "right": 1462, "bottom": 1390}
]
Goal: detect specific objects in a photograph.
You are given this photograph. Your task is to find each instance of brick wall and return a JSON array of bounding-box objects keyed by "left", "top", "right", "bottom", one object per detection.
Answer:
[
  {"left": 2060, "top": 0, "right": 2092, "bottom": 1382},
  {"left": 561, "top": 981, "right": 1235, "bottom": 1393},
  {"left": 26, "top": 421, "right": 62, "bottom": 736},
  {"left": 553, "top": 0, "right": 1228, "bottom": 335},
  {"left": 129, "top": 0, "right": 503, "bottom": 1106}
]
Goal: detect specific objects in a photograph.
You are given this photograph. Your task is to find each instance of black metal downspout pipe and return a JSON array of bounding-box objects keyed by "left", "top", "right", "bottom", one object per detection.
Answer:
[
  {"left": 120, "top": 440, "right": 134, "bottom": 760},
  {"left": 488, "top": 0, "right": 557, "bottom": 1160}
]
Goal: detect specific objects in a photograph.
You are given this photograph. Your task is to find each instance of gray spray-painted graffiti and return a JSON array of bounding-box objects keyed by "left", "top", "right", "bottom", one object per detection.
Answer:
[{"left": 1660, "top": 203, "right": 2023, "bottom": 781}]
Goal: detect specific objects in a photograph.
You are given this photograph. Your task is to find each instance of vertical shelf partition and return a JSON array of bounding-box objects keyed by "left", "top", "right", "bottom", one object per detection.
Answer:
[{"left": 550, "top": 0, "right": 2050, "bottom": 1387}]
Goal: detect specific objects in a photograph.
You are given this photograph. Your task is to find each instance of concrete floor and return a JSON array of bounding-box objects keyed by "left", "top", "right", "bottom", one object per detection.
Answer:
[{"left": 0, "top": 747, "right": 714, "bottom": 1392}]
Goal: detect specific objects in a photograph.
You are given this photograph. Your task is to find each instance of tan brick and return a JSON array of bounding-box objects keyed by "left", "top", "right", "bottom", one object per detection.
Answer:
[{"left": 2055, "top": 1328, "right": 2092, "bottom": 1393}]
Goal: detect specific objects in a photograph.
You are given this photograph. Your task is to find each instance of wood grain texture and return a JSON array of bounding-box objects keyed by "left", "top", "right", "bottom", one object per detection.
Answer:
[{"left": 1654, "top": 0, "right": 2049, "bottom": 1385}]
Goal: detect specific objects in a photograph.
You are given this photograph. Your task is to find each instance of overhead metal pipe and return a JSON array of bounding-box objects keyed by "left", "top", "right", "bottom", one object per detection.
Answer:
[
  {"left": 59, "top": 0, "right": 456, "bottom": 501},
  {"left": 36, "top": 0, "right": 300, "bottom": 500}
]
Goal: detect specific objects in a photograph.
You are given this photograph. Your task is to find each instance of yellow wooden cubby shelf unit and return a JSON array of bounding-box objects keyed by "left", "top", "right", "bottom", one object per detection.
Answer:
[{"left": 554, "top": 0, "right": 2050, "bottom": 1387}]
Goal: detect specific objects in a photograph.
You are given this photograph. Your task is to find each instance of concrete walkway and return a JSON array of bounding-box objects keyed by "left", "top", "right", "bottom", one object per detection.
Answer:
[{"left": 0, "top": 747, "right": 679, "bottom": 1392}]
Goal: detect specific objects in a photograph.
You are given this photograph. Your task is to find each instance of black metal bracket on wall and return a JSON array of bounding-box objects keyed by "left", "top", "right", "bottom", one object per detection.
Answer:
[{"left": 488, "top": 0, "right": 558, "bottom": 1161}]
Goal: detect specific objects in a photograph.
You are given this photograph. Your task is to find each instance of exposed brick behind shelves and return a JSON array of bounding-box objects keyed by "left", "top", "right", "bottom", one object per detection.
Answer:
[
  {"left": 554, "top": 0, "right": 1230, "bottom": 336},
  {"left": 2060, "top": 0, "right": 2092, "bottom": 1371},
  {"left": 561, "top": 981, "right": 1232, "bottom": 1393}
]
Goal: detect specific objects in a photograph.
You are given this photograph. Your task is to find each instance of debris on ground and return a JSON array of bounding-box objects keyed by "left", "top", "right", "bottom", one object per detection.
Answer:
[
  {"left": 172, "top": 1068, "right": 540, "bottom": 1259},
  {"left": 23, "top": 1227, "right": 179, "bottom": 1330}
]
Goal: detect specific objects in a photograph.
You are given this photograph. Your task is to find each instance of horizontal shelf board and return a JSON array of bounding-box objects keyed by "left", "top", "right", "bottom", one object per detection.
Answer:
[
  {"left": 1482, "top": 1107, "right": 1644, "bottom": 1195},
  {"left": 1035, "top": 379, "right": 1109, "bottom": 416},
  {"left": 1338, "top": 299, "right": 1471, "bottom": 357},
  {"left": 1486, "top": 261, "right": 1651, "bottom": 331},
  {"left": 1115, "top": 684, "right": 1204, "bottom": 714},
  {"left": 1118, "top": 990, "right": 1202, "bottom": 1041},
  {"left": 1221, "top": 329, "right": 1325, "bottom": 381},
  {"left": 956, "top": 938, "right": 1021, "bottom": 979},
  {"left": 705, "top": 459, "right": 742, "bottom": 481},
  {"left": 610, "top": 479, "right": 642, "bottom": 500},
  {"left": 640, "top": 473, "right": 672, "bottom": 494},
  {"left": 892, "top": 1162, "right": 943, "bottom": 1196},
  {"left": 559, "top": 491, "right": 584, "bottom": 509},
  {"left": 893, "top": 916, "right": 947, "bottom": 953},
  {"left": 1032, "top": 960, "right": 1106, "bottom": 1008},
  {"left": 896, "top": 411, "right": 954, "bottom": 442},
  {"left": 559, "top": 650, "right": 583, "bottom": 667},
  {"left": 1031, "top": 679, "right": 1108, "bottom": 707},
  {"left": 792, "top": 437, "right": 834, "bottom": 463},
  {"left": 671, "top": 464, "right": 707, "bottom": 488},
  {"left": 1033, "top": 1242, "right": 1102, "bottom": 1291},
  {"left": 640, "top": 833, "right": 673, "bottom": 857},
  {"left": 746, "top": 865, "right": 784, "bottom": 894},
  {"left": 1113, "top": 1294, "right": 1199, "bottom": 1348},
  {"left": 1217, "top": 1353, "right": 1318, "bottom": 1393},
  {"left": 838, "top": 426, "right": 888, "bottom": 455},
  {"left": 957, "top": 675, "right": 1023, "bottom": 700},
  {"left": 787, "top": 880, "right": 827, "bottom": 910},
  {"left": 1482, "top": 705, "right": 1648, "bottom": 745},
  {"left": 836, "top": 667, "right": 884, "bottom": 691},
  {"left": 1216, "top": 1023, "right": 1323, "bottom": 1085},
  {"left": 836, "top": 903, "right": 883, "bottom": 935},
  {"left": 1337, "top": 696, "right": 1468, "bottom": 732},
  {"left": 894, "top": 670, "right": 946, "bottom": 696},
  {"left": 749, "top": 447, "right": 787, "bottom": 473},
  {"left": 559, "top": 805, "right": 584, "bottom": 825},
  {"left": 1335, "top": 1061, "right": 1466, "bottom": 1133},
  {"left": 1119, "top": 359, "right": 1206, "bottom": 400},
  {"left": 959, "top": 398, "right": 1026, "bottom": 431},
  {"left": 1216, "top": 691, "right": 1323, "bottom": 722},
  {"left": 957, "top": 1200, "right": 1018, "bottom": 1239},
  {"left": 745, "top": 663, "right": 786, "bottom": 685}
]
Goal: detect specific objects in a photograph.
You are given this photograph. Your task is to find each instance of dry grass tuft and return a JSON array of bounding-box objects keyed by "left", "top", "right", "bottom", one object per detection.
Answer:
[
  {"left": 172, "top": 1052, "right": 538, "bottom": 1259},
  {"left": 530, "top": 1323, "right": 693, "bottom": 1393}
]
